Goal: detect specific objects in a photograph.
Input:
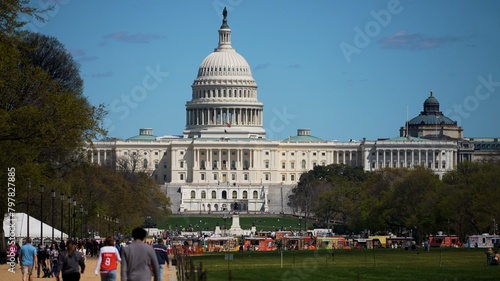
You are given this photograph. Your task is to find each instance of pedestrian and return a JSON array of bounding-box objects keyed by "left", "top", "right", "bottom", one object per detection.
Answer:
[
  {"left": 19, "top": 237, "right": 38, "bottom": 281},
  {"left": 152, "top": 238, "right": 169, "bottom": 281},
  {"left": 37, "top": 243, "right": 47, "bottom": 278},
  {"left": 121, "top": 227, "right": 160, "bottom": 281},
  {"left": 95, "top": 236, "right": 121, "bottom": 281},
  {"left": 50, "top": 242, "right": 61, "bottom": 281},
  {"left": 58, "top": 240, "right": 86, "bottom": 281}
]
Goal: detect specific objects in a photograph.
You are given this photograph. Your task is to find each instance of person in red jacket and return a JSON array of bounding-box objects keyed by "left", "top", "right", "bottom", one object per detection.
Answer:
[{"left": 95, "top": 237, "right": 121, "bottom": 281}]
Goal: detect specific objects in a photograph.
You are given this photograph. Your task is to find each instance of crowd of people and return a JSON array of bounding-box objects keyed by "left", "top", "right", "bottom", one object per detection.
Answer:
[{"left": 11, "top": 227, "right": 171, "bottom": 281}]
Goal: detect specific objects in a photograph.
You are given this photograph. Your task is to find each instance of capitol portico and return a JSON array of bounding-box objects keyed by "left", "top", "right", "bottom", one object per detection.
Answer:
[{"left": 90, "top": 9, "right": 499, "bottom": 214}]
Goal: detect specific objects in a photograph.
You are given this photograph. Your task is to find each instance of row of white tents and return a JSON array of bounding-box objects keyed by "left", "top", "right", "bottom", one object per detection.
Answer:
[{"left": 3, "top": 212, "right": 68, "bottom": 244}]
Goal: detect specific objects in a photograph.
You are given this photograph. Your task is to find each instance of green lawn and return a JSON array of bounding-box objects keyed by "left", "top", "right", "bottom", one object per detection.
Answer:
[
  {"left": 158, "top": 215, "right": 307, "bottom": 232},
  {"left": 185, "top": 248, "right": 498, "bottom": 280}
]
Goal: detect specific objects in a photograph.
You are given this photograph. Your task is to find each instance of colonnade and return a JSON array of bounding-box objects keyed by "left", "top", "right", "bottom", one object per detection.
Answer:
[
  {"left": 374, "top": 148, "right": 454, "bottom": 170},
  {"left": 186, "top": 107, "right": 263, "bottom": 126}
]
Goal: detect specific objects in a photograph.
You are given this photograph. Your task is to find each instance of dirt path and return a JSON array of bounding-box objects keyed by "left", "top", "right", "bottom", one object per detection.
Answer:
[{"left": 1, "top": 256, "right": 177, "bottom": 281}]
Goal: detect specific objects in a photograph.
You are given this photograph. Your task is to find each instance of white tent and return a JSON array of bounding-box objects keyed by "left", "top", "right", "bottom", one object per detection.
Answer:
[{"left": 3, "top": 212, "right": 68, "bottom": 243}]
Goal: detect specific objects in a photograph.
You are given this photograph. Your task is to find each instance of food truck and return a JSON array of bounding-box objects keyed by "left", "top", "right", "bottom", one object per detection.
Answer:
[
  {"left": 467, "top": 234, "right": 500, "bottom": 248},
  {"left": 206, "top": 237, "right": 239, "bottom": 252},
  {"left": 316, "top": 236, "right": 348, "bottom": 250},
  {"left": 244, "top": 237, "right": 277, "bottom": 251},
  {"left": 281, "top": 236, "right": 315, "bottom": 250},
  {"left": 429, "top": 235, "right": 460, "bottom": 247}
]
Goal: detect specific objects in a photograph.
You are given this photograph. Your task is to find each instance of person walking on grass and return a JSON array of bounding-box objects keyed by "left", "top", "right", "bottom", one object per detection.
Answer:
[
  {"left": 121, "top": 227, "right": 160, "bottom": 281},
  {"left": 95, "top": 236, "right": 121, "bottom": 281},
  {"left": 19, "top": 238, "right": 38, "bottom": 281}
]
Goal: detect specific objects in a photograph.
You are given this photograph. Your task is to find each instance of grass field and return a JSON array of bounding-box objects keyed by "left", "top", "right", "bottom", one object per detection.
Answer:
[
  {"left": 158, "top": 215, "right": 307, "bottom": 232},
  {"left": 186, "top": 248, "right": 498, "bottom": 281}
]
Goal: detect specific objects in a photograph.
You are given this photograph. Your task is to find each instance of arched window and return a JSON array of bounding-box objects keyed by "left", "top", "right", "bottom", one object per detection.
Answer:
[
  {"left": 243, "top": 191, "right": 248, "bottom": 199},
  {"left": 222, "top": 190, "right": 227, "bottom": 199},
  {"left": 201, "top": 191, "right": 206, "bottom": 199},
  {"left": 232, "top": 191, "right": 237, "bottom": 199},
  {"left": 243, "top": 160, "right": 249, "bottom": 170},
  {"left": 290, "top": 161, "right": 295, "bottom": 169},
  {"left": 301, "top": 160, "right": 306, "bottom": 169},
  {"left": 190, "top": 191, "right": 195, "bottom": 199},
  {"left": 253, "top": 191, "right": 258, "bottom": 199},
  {"left": 212, "top": 190, "right": 216, "bottom": 199}
]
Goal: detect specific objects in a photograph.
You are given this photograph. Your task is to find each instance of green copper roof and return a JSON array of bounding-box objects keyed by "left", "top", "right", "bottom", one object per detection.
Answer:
[{"left": 127, "top": 134, "right": 157, "bottom": 141}]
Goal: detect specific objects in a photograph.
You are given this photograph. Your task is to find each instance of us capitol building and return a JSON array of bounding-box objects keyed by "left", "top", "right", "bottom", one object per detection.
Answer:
[{"left": 91, "top": 11, "right": 499, "bottom": 214}]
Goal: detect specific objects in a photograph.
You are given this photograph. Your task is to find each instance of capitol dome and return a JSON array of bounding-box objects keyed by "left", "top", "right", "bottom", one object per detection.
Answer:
[
  {"left": 183, "top": 8, "right": 265, "bottom": 139},
  {"left": 197, "top": 50, "right": 253, "bottom": 79}
]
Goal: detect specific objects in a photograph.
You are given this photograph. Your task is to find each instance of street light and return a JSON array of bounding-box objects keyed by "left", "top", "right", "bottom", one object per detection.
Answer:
[
  {"left": 67, "top": 196, "right": 71, "bottom": 238},
  {"left": 60, "top": 192, "right": 64, "bottom": 241},
  {"left": 51, "top": 189, "right": 55, "bottom": 242},
  {"left": 40, "top": 185, "right": 45, "bottom": 243},
  {"left": 27, "top": 179, "right": 31, "bottom": 238},
  {"left": 80, "top": 205, "right": 83, "bottom": 239},
  {"left": 72, "top": 199, "right": 76, "bottom": 239},
  {"left": 299, "top": 216, "right": 303, "bottom": 233}
]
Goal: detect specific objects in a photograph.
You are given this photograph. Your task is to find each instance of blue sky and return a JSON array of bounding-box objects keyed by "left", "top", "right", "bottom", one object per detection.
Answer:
[{"left": 26, "top": 0, "right": 500, "bottom": 141}]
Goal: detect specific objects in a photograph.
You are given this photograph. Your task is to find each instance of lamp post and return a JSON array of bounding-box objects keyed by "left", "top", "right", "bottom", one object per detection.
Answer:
[
  {"left": 60, "top": 192, "right": 64, "bottom": 241},
  {"left": 80, "top": 205, "right": 83, "bottom": 239},
  {"left": 27, "top": 179, "right": 31, "bottom": 238},
  {"left": 72, "top": 199, "right": 76, "bottom": 239},
  {"left": 84, "top": 209, "right": 88, "bottom": 239},
  {"left": 40, "top": 185, "right": 45, "bottom": 243},
  {"left": 51, "top": 189, "right": 55, "bottom": 242},
  {"left": 67, "top": 196, "right": 71, "bottom": 238},
  {"left": 299, "top": 216, "right": 303, "bottom": 233}
]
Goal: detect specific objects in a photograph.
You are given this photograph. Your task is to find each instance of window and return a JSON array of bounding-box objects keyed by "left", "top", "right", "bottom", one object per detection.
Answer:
[
  {"left": 213, "top": 173, "right": 218, "bottom": 180},
  {"left": 322, "top": 152, "right": 325, "bottom": 156},
  {"left": 265, "top": 151, "right": 269, "bottom": 155},
  {"left": 180, "top": 161, "right": 184, "bottom": 168},
  {"left": 213, "top": 160, "right": 218, "bottom": 169},
  {"left": 190, "top": 191, "right": 195, "bottom": 199},
  {"left": 163, "top": 162, "right": 167, "bottom": 168},
  {"left": 180, "top": 174, "right": 184, "bottom": 180},
  {"left": 282, "top": 174, "right": 286, "bottom": 181},
  {"left": 291, "top": 162, "right": 295, "bottom": 169},
  {"left": 243, "top": 160, "right": 249, "bottom": 170},
  {"left": 154, "top": 160, "right": 159, "bottom": 169},
  {"left": 124, "top": 152, "right": 128, "bottom": 155},
  {"left": 313, "top": 152, "right": 316, "bottom": 156},
  {"left": 212, "top": 190, "right": 216, "bottom": 199},
  {"left": 232, "top": 191, "right": 237, "bottom": 199},
  {"left": 201, "top": 151, "right": 205, "bottom": 155},
  {"left": 155, "top": 152, "right": 159, "bottom": 155},
  {"left": 231, "top": 160, "right": 236, "bottom": 170},
  {"left": 201, "top": 191, "right": 206, "bottom": 199},
  {"left": 282, "top": 152, "right": 285, "bottom": 156},
  {"left": 281, "top": 162, "right": 286, "bottom": 169},
  {"left": 231, "top": 173, "right": 236, "bottom": 180},
  {"left": 265, "top": 174, "right": 269, "bottom": 180},
  {"left": 244, "top": 173, "right": 248, "bottom": 180},
  {"left": 222, "top": 191, "right": 227, "bottom": 199},
  {"left": 144, "top": 152, "right": 148, "bottom": 155},
  {"left": 265, "top": 160, "right": 269, "bottom": 169},
  {"left": 143, "top": 159, "right": 148, "bottom": 169},
  {"left": 291, "top": 174, "right": 295, "bottom": 181},
  {"left": 201, "top": 173, "right": 205, "bottom": 180},
  {"left": 163, "top": 174, "right": 167, "bottom": 181},
  {"left": 180, "top": 151, "right": 184, "bottom": 155},
  {"left": 301, "top": 160, "right": 306, "bottom": 169},
  {"left": 253, "top": 191, "right": 258, "bottom": 199},
  {"left": 243, "top": 191, "right": 248, "bottom": 199},
  {"left": 291, "top": 152, "right": 294, "bottom": 156},
  {"left": 201, "top": 160, "right": 206, "bottom": 170}
]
